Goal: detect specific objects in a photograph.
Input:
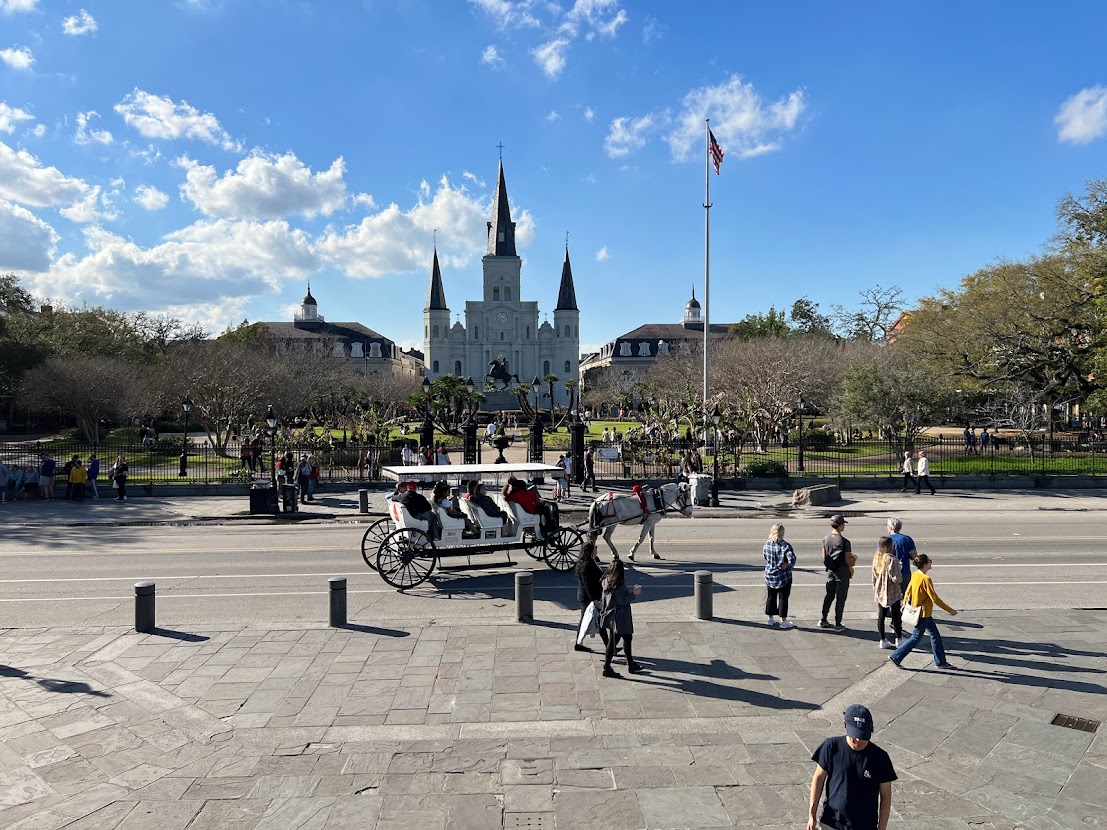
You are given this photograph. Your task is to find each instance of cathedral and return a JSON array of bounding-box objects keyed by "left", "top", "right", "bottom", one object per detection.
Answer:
[{"left": 422, "top": 158, "right": 580, "bottom": 407}]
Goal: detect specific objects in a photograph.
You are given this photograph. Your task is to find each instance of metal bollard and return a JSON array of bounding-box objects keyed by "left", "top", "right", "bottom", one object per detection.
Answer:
[
  {"left": 358, "top": 489, "right": 369, "bottom": 514},
  {"left": 135, "top": 581, "right": 156, "bottom": 633},
  {"left": 515, "top": 570, "right": 534, "bottom": 623},
  {"left": 694, "top": 570, "right": 713, "bottom": 620},
  {"left": 329, "top": 577, "right": 347, "bottom": 627}
]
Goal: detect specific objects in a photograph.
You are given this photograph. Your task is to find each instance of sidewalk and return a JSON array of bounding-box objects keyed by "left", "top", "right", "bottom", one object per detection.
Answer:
[
  {"left": 1, "top": 608, "right": 1104, "bottom": 828},
  {"left": 1, "top": 486, "right": 1105, "bottom": 528}
]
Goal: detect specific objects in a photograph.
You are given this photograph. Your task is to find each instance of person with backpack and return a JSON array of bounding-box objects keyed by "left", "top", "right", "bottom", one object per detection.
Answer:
[{"left": 819, "top": 515, "right": 856, "bottom": 632}]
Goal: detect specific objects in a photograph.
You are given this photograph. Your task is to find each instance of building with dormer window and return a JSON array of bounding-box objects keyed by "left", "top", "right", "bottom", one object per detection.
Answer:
[{"left": 423, "top": 158, "right": 579, "bottom": 406}]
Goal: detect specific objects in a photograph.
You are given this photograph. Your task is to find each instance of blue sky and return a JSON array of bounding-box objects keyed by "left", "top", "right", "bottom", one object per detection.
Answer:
[{"left": 2, "top": 1, "right": 1106, "bottom": 354}]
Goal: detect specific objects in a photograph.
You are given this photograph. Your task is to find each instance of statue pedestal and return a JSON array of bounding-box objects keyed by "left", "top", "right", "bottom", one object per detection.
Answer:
[{"left": 480, "top": 390, "right": 518, "bottom": 412}]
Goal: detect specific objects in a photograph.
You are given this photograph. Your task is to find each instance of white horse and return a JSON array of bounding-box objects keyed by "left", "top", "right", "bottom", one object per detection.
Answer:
[{"left": 587, "top": 482, "right": 693, "bottom": 561}]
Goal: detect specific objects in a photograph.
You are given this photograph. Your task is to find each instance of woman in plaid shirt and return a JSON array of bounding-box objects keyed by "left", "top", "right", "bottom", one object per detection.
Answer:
[{"left": 763, "top": 523, "right": 797, "bottom": 629}]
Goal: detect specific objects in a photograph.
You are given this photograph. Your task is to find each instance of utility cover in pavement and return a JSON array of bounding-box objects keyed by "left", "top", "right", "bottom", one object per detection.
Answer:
[{"left": 1051, "top": 713, "right": 1100, "bottom": 733}]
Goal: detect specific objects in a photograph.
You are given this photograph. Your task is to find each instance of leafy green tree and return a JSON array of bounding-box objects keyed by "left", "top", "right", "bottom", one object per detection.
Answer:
[
  {"left": 729, "top": 306, "right": 791, "bottom": 340},
  {"left": 790, "top": 297, "right": 834, "bottom": 337}
]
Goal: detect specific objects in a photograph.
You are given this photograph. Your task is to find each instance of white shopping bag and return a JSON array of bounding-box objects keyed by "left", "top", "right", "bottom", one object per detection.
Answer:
[{"left": 577, "top": 603, "right": 599, "bottom": 645}]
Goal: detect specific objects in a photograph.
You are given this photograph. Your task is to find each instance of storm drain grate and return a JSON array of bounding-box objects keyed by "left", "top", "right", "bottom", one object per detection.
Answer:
[
  {"left": 1051, "top": 713, "right": 1100, "bottom": 733},
  {"left": 504, "top": 813, "right": 553, "bottom": 830}
]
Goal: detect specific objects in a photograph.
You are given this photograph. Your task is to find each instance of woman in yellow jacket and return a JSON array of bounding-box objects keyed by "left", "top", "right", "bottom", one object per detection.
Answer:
[{"left": 889, "top": 554, "right": 958, "bottom": 668}]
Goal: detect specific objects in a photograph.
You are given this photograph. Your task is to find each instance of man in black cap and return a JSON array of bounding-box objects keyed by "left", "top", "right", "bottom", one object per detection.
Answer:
[
  {"left": 819, "top": 514, "right": 855, "bottom": 632},
  {"left": 397, "top": 482, "right": 440, "bottom": 539},
  {"left": 807, "top": 704, "right": 896, "bottom": 830}
]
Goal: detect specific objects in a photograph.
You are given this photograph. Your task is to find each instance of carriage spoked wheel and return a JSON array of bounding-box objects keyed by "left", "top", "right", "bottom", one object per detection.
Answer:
[
  {"left": 522, "top": 528, "right": 543, "bottom": 560},
  {"left": 359, "top": 518, "right": 395, "bottom": 572},
  {"left": 376, "top": 528, "right": 437, "bottom": 589},
  {"left": 543, "top": 526, "right": 584, "bottom": 572}
]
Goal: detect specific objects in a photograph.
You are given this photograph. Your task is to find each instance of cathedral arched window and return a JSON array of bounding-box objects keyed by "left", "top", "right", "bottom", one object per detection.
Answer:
[
  {"left": 454, "top": 360, "right": 462, "bottom": 374},
  {"left": 543, "top": 360, "right": 551, "bottom": 375},
  {"left": 493, "top": 287, "right": 500, "bottom": 301},
  {"left": 500, "top": 332, "right": 504, "bottom": 341},
  {"left": 432, "top": 360, "right": 439, "bottom": 373},
  {"left": 564, "top": 360, "right": 570, "bottom": 373},
  {"left": 505, "top": 287, "right": 511, "bottom": 300},
  {"left": 526, "top": 326, "right": 530, "bottom": 339},
  {"left": 474, "top": 327, "right": 479, "bottom": 339},
  {"left": 432, "top": 325, "right": 439, "bottom": 338},
  {"left": 565, "top": 325, "right": 570, "bottom": 337}
]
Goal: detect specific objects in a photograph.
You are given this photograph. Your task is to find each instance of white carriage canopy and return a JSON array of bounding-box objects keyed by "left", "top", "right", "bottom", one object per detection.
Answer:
[{"left": 380, "top": 463, "right": 565, "bottom": 488}]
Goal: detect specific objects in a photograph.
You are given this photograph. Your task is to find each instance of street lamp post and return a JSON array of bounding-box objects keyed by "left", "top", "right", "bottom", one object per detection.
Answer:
[
  {"left": 529, "top": 376, "right": 544, "bottom": 464},
  {"left": 710, "top": 404, "right": 721, "bottom": 507},
  {"left": 419, "top": 377, "right": 434, "bottom": 454},
  {"left": 179, "top": 395, "right": 193, "bottom": 477},
  {"left": 266, "top": 405, "right": 279, "bottom": 514},
  {"left": 796, "top": 396, "right": 806, "bottom": 473},
  {"left": 462, "top": 376, "right": 478, "bottom": 464}
]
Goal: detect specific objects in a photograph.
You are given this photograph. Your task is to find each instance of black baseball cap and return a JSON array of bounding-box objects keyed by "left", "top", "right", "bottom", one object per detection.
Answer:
[{"left": 844, "top": 704, "right": 873, "bottom": 739}]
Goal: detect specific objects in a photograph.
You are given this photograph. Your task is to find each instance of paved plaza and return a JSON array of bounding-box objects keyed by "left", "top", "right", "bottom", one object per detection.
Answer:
[{"left": 1, "top": 605, "right": 1105, "bottom": 829}]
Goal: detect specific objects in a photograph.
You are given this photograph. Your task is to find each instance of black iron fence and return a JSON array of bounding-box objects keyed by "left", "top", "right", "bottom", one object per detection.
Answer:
[{"left": 0, "top": 434, "right": 1103, "bottom": 486}]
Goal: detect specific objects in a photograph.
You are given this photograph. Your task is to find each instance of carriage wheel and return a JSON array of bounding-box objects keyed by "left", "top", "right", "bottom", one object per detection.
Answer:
[
  {"left": 359, "top": 518, "right": 395, "bottom": 571},
  {"left": 522, "top": 528, "right": 543, "bottom": 560},
  {"left": 376, "top": 528, "right": 436, "bottom": 589},
  {"left": 544, "top": 527, "right": 583, "bottom": 572}
]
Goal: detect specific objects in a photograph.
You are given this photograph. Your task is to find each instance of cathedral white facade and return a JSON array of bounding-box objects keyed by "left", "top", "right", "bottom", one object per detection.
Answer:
[{"left": 423, "top": 159, "right": 580, "bottom": 407}]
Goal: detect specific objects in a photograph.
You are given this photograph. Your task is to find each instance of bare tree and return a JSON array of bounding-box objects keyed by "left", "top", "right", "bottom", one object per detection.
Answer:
[
  {"left": 19, "top": 356, "right": 139, "bottom": 444},
  {"left": 833, "top": 284, "right": 905, "bottom": 341}
]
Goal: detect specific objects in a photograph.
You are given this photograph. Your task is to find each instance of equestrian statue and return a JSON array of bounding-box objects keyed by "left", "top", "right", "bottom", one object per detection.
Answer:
[{"left": 485, "top": 357, "right": 521, "bottom": 391}]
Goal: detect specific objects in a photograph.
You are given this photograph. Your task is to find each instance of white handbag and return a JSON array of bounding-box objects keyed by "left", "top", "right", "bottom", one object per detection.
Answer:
[{"left": 576, "top": 604, "right": 599, "bottom": 645}]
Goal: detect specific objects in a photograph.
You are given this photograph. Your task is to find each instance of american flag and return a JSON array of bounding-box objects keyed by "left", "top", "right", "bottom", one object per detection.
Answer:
[{"left": 709, "top": 129, "right": 724, "bottom": 175}]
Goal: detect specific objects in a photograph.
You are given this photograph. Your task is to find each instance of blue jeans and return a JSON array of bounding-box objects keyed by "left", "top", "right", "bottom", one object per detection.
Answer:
[{"left": 891, "top": 616, "right": 946, "bottom": 665}]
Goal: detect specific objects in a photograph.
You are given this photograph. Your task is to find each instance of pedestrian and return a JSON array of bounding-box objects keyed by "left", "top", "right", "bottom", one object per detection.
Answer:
[
  {"left": 87, "top": 453, "right": 100, "bottom": 499},
  {"left": 913, "top": 451, "right": 935, "bottom": 495},
  {"left": 807, "top": 704, "right": 897, "bottom": 830},
  {"left": 111, "top": 455, "right": 129, "bottom": 501},
  {"left": 562, "top": 451, "right": 572, "bottom": 496},
  {"left": 435, "top": 445, "right": 451, "bottom": 465},
  {"left": 63, "top": 455, "right": 77, "bottom": 500},
  {"left": 871, "top": 537, "right": 903, "bottom": 649},
  {"left": 890, "top": 554, "right": 958, "bottom": 669},
  {"left": 583, "top": 446, "right": 596, "bottom": 493},
  {"left": 819, "top": 515, "right": 855, "bottom": 632},
  {"left": 763, "top": 522, "right": 797, "bottom": 629},
  {"left": 40, "top": 454, "right": 56, "bottom": 500},
  {"left": 69, "top": 458, "right": 88, "bottom": 501},
  {"left": 20, "top": 466, "right": 38, "bottom": 500},
  {"left": 250, "top": 435, "right": 262, "bottom": 472},
  {"left": 980, "top": 427, "right": 990, "bottom": 451},
  {"left": 8, "top": 464, "right": 23, "bottom": 501},
  {"left": 899, "top": 451, "right": 916, "bottom": 492},
  {"left": 599, "top": 557, "right": 643, "bottom": 677},
  {"left": 574, "top": 540, "right": 609, "bottom": 653},
  {"left": 240, "top": 439, "right": 252, "bottom": 470},
  {"left": 884, "top": 517, "right": 918, "bottom": 588}
]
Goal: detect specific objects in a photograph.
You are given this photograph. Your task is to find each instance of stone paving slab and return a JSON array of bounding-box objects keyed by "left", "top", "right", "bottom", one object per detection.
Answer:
[{"left": 0, "top": 609, "right": 1105, "bottom": 828}]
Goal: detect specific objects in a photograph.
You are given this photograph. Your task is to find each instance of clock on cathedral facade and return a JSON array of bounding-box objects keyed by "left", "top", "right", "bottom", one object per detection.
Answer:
[{"left": 422, "top": 157, "right": 580, "bottom": 408}]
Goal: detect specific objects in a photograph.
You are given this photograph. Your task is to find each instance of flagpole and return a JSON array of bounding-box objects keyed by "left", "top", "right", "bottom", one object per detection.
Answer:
[{"left": 703, "top": 118, "right": 711, "bottom": 413}]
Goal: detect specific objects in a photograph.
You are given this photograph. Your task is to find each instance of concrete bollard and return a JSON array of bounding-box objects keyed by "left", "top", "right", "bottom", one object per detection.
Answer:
[
  {"left": 515, "top": 570, "right": 534, "bottom": 623},
  {"left": 135, "top": 581, "right": 156, "bottom": 633},
  {"left": 329, "top": 577, "right": 347, "bottom": 627},
  {"left": 694, "top": 570, "right": 713, "bottom": 620},
  {"left": 358, "top": 489, "right": 369, "bottom": 514}
]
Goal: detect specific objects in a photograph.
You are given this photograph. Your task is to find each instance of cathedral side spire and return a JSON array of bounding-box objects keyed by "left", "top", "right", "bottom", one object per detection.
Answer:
[
  {"left": 555, "top": 244, "right": 578, "bottom": 311},
  {"left": 425, "top": 246, "right": 448, "bottom": 311},
  {"left": 486, "top": 158, "right": 517, "bottom": 257}
]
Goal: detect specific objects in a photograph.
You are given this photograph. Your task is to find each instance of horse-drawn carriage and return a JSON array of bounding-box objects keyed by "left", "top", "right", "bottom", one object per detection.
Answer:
[{"left": 361, "top": 462, "right": 586, "bottom": 589}]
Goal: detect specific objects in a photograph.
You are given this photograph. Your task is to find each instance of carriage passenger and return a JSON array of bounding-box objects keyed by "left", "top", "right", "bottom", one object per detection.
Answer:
[
  {"left": 503, "top": 476, "right": 556, "bottom": 532},
  {"left": 465, "top": 480, "right": 510, "bottom": 526},
  {"left": 433, "top": 482, "right": 478, "bottom": 537},
  {"left": 398, "top": 482, "right": 441, "bottom": 539}
]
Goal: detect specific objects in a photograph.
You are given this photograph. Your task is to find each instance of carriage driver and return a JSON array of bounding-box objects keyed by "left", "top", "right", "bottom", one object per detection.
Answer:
[{"left": 397, "top": 482, "right": 442, "bottom": 539}]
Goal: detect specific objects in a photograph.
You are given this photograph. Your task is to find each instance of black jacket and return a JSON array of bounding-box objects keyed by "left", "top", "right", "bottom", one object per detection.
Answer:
[
  {"left": 576, "top": 557, "right": 604, "bottom": 605},
  {"left": 398, "top": 490, "right": 434, "bottom": 516}
]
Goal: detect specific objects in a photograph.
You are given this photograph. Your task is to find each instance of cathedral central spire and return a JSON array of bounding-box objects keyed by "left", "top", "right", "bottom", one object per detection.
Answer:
[
  {"left": 425, "top": 245, "right": 447, "bottom": 311},
  {"left": 486, "top": 158, "right": 517, "bottom": 257},
  {"left": 555, "top": 243, "right": 578, "bottom": 311}
]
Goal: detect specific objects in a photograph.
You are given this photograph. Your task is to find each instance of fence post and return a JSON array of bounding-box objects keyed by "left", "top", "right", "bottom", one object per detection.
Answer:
[
  {"left": 134, "top": 581, "right": 155, "bottom": 633},
  {"left": 329, "top": 577, "right": 347, "bottom": 627},
  {"left": 515, "top": 570, "right": 534, "bottom": 623},
  {"left": 694, "top": 570, "right": 713, "bottom": 620}
]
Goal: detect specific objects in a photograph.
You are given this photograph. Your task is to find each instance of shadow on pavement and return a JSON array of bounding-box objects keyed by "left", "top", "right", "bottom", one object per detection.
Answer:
[
  {"left": 340, "top": 622, "right": 410, "bottom": 638},
  {"left": 624, "top": 658, "right": 817, "bottom": 711},
  {"left": 149, "top": 628, "right": 209, "bottom": 642},
  {"left": 0, "top": 664, "right": 111, "bottom": 697}
]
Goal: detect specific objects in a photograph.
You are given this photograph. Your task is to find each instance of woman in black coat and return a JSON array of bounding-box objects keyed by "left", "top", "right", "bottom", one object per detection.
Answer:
[
  {"left": 574, "top": 541, "right": 608, "bottom": 652},
  {"left": 600, "top": 558, "right": 643, "bottom": 677}
]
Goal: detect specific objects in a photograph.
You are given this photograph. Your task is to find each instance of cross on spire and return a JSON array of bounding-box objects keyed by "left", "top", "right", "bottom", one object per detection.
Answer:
[{"left": 496, "top": 141, "right": 505, "bottom": 159}]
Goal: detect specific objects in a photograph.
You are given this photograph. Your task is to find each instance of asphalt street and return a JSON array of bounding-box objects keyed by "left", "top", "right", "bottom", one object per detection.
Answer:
[{"left": 2, "top": 507, "right": 1106, "bottom": 628}]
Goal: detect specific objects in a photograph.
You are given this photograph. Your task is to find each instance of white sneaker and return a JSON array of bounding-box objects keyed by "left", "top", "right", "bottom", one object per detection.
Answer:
[
  {"left": 765, "top": 617, "right": 777, "bottom": 627},
  {"left": 777, "top": 621, "right": 794, "bottom": 630},
  {"left": 879, "top": 639, "right": 893, "bottom": 649}
]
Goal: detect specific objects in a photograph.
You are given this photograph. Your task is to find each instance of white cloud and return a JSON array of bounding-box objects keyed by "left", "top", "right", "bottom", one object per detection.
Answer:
[
  {"left": 1055, "top": 86, "right": 1107, "bottom": 145},
  {"left": 74, "top": 110, "right": 113, "bottom": 145},
  {"left": 0, "top": 46, "right": 35, "bottom": 70},
  {"left": 114, "top": 89, "right": 242, "bottom": 152},
  {"left": 595, "top": 246, "right": 609, "bottom": 261},
  {"left": 546, "top": 110, "right": 561, "bottom": 122},
  {"left": 0, "top": 198, "right": 58, "bottom": 271},
  {"left": 0, "top": 0, "right": 37, "bottom": 13},
  {"left": 563, "top": 0, "right": 627, "bottom": 39},
  {"left": 62, "top": 9, "right": 97, "bottom": 35},
  {"left": 0, "top": 102, "right": 33, "bottom": 133},
  {"left": 60, "top": 185, "right": 118, "bottom": 224},
  {"left": 666, "top": 75, "right": 806, "bottom": 161},
  {"left": 317, "top": 174, "right": 535, "bottom": 279},
  {"left": 604, "top": 114, "right": 654, "bottom": 158},
  {"left": 480, "top": 44, "right": 505, "bottom": 70},
  {"left": 532, "top": 38, "right": 569, "bottom": 79},
  {"left": 177, "top": 151, "right": 349, "bottom": 219},
  {"left": 469, "top": 0, "right": 539, "bottom": 29},
  {"left": 134, "top": 184, "right": 169, "bottom": 211},
  {"left": 0, "top": 141, "right": 89, "bottom": 207},
  {"left": 462, "top": 170, "right": 486, "bottom": 188},
  {"left": 30, "top": 123, "right": 45, "bottom": 137},
  {"left": 583, "top": 106, "right": 595, "bottom": 122}
]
